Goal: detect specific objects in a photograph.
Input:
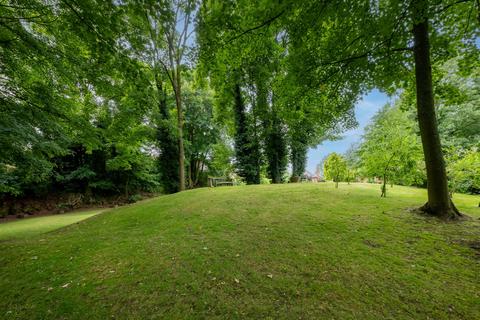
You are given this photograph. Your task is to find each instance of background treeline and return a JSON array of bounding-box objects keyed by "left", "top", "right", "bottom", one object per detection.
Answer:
[
  {"left": 0, "top": 1, "right": 230, "bottom": 212},
  {"left": 322, "top": 57, "right": 480, "bottom": 196},
  {"left": 1, "top": 0, "right": 479, "bottom": 219},
  {"left": 0, "top": 0, "right": 347, "bottom": 214}
]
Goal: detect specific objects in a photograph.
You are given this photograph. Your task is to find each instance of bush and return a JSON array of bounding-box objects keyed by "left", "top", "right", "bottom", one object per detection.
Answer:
[{"left": 128, "top": 194, "right": 143, "bottom": 203}]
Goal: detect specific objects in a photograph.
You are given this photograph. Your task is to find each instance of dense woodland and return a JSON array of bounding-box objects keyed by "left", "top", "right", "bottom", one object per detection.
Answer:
[{"left": 1, "top": 0, "right": 479, "bottom": 219}]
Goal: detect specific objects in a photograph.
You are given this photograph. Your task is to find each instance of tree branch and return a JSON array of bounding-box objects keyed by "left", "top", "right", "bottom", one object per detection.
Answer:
[{"left": 226, "top": 9, "right": 285, "bottom": 43}]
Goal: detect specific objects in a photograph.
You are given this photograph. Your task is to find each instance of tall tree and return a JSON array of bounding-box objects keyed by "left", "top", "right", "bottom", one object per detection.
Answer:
[
  {"left": 156, "top": 75, "right": 180, "bottom": 193},
  {"left": 233, "top": 82, "right": 261, "bottom": 184},
  {"left": 272, "top": 0, "right": 478, "bottom": 218},
  {"left": 410, "top": 0, "right": 459, "bottom": 216},
  {"left": 264, "top": 107, "right": 288, "bottom": 183},
  {"left": 139, "top": 0, "right": 198, "bottom": 191},
  {"left": 198, "top": 0, "right": 357, "bottom": 185}
]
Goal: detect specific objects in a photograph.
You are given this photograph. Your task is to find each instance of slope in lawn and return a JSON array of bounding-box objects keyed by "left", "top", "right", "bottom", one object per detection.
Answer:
[
  {"left": 0, "top": 183, "right": 479, "bottom": 319},
  {"left": 0, "top": 209, "right": 104, "bottom": 241}
]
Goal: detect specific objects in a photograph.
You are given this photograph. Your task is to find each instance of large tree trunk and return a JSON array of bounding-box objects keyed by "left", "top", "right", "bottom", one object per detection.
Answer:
[
  {"left": 411, "top": 1, "right": 461, "bottom": 219},
  {"left": 174, "top": 67, "right": 186, "bottom": 191}
]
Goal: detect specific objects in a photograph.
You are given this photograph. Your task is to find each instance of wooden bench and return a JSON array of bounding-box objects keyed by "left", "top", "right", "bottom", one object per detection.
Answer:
[{"left": 208, "top": 177, "right": 234, "bottom": 187}]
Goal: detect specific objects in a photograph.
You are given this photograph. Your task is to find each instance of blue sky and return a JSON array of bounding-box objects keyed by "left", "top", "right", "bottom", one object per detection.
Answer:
[{"left": 306, "top": 89, "right": 395, "bottom": 173}]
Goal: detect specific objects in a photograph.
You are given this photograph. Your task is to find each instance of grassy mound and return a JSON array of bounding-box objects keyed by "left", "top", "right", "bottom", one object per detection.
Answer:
[{"left": 1, "top": 183, "right": 479, "bottom": 319}]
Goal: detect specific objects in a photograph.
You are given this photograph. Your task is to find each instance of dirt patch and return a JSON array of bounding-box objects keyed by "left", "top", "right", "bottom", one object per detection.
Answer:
[
  {"left": 452, "top": 239, "right": 480, "bottom": 259},
  {"left": 407, "top": 206, "right": 471, "bottom": 222},
  {"left": 363, "top": 239, "right": 382, "bottom": 248}
]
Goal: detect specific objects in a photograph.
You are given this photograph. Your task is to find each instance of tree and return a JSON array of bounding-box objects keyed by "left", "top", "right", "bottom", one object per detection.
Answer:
[
  {"left": 198, "top": 0, "right": 357, "bottom": 185},
  {"left": 290, "top": 137, "right": 308, "bottom": 182},
  {"left": 449, "top": 149, "right": 480, "bottom": 196},
  {"left": 156, "top": 77, "right": 180, "bottom": 193},
  {"left": 233, "top": 83, "right": 261, "bottom": 184},
  {"left": 358, "top": 104, "right": 424, "bottom": 197},
  {"left": 323, "top": 153, "right": 347, "bottom": 188},
  {"left": 410, "top": 0, "right": 455, "bottom": 216},
  {"left": 264, "top": 107, "right": 288, "bottom": 183},
  {"left": 344, "top": 143, "right": 360, "bottom": 185},
  {"left": 0, "top": 1, "right": 161, "bottom": 203},
  {"left": 268, "top": 0, "right": 478, "bottom": 218},
  {"left": 183, "top": 77, "right": 219, "bottom": 187},
  {"left": 134, "top": 0, "right": 198, "bottom": 192},
  {"left": 207, "top": 140, "right": 234, "bottom": 178}
]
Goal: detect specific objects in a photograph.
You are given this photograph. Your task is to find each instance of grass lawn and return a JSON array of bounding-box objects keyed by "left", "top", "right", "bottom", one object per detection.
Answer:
[
  {"left": 0, "top": 209, "right": 104, "bottom": 241},
  {"left": 0, "top": 183, "right": 479, "bottom": 319}
]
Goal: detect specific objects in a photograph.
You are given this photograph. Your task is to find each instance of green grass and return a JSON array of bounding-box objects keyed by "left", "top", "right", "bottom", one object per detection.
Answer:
[
  {"left": 0, "top": 183, "right": 479, "bottom": 319},
  {"left": 0, "top": 209, "right": 104, "bottom": 241}
]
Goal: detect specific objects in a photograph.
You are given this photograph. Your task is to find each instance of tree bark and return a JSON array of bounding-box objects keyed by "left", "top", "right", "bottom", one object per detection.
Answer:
[
  {"left": 174, "top": 67, "right": 186, "bottom": 191},
  {"left": 411, "top": 0, "right": 461, "bottom": 219},
  {"left": 381, "top": 174, "right": 386, "bottom": 198}
]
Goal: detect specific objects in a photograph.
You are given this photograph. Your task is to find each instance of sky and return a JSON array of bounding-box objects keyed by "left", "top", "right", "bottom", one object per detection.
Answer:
[{"left": 306, "top": 89, "right": 395, "bottom": 174}]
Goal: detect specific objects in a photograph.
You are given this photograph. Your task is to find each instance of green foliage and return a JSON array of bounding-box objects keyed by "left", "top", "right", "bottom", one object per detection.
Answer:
[
  {"left": 358, "top": 104, "right": 425, "bottom": 188},
  {"left": 183, "top": 79, "right": 221, "bottom": 187},
  {"left": 208, "top": 141, "right": 234, "bottom": 177},
  {"left": 0, "top": 0, "right": 160, "bottom": 199},
  {"left": 233, "top": 83, "right": 261, "bottom": 184},
  {"left": 264, "top": 110, "right": 288, "bottom": 183},
  {"left": 354, "top": 57, "right": 480, "bottom": 195},
  {"left": 290, "top": 141, "right": 308, "bottom": 179},
  {"left": 2, "top": 0, "right": 478, "bottom": 204},
  {"left": 198, "top": 0, "right": 357, "bottom": 185},
  {"left": 323, "top": 153, "right": 347, "bottom": 187},
  {"left": 157, "top": 92, "right": 180, "bottom": 194},
  {"left": 128, "top": 194, "right": 143, "bottom": 203},
  {"left": 449, "top": 149, "right": 480, "bottom": 195}
]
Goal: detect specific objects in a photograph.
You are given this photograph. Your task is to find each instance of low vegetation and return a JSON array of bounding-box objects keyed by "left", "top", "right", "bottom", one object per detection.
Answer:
[{"left": 1, "top": 183, "right": 479, "bottom": 319}]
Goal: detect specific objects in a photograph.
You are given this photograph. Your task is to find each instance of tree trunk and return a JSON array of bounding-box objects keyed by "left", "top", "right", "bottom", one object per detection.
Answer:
[
  {"left": 411, "top": 0, "right": 461, "bottom": 219},
  {"left": 125, "top": 175, "right": 129, "bottom": 199},
  {"left": 174, "top": 67, "right": 186, "bottom": 191},
  {"left": 188, "top": 159, "right": 193, "bottom": 188},
  {"left": 381, "top": 174, "right": 386, "bottom": 198}
]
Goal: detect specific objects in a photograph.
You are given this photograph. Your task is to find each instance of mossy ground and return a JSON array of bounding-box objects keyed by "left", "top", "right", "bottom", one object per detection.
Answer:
[{"left": 1, "top": 183, "right": 479, "bottom": 319}]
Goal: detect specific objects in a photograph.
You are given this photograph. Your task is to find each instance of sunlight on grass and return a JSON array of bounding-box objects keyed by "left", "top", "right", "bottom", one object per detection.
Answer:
[{"left": 0, "top": 209, "right": 104, "bottom": 241}]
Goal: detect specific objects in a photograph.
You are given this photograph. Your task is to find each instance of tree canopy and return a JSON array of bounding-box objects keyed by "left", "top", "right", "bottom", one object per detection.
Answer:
[{"left": 1, "top": 0, "right": 479, "bottom": 219}]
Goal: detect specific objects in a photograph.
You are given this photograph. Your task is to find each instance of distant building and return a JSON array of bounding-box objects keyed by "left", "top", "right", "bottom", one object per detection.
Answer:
[{"left": 300, "top": 171, "right": 323, "bottom": 183}]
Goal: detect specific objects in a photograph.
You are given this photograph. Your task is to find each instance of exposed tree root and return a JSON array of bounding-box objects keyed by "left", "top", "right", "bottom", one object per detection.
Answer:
[{"left": 413, "top": 201, "right": 467, "bottom": 221}]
